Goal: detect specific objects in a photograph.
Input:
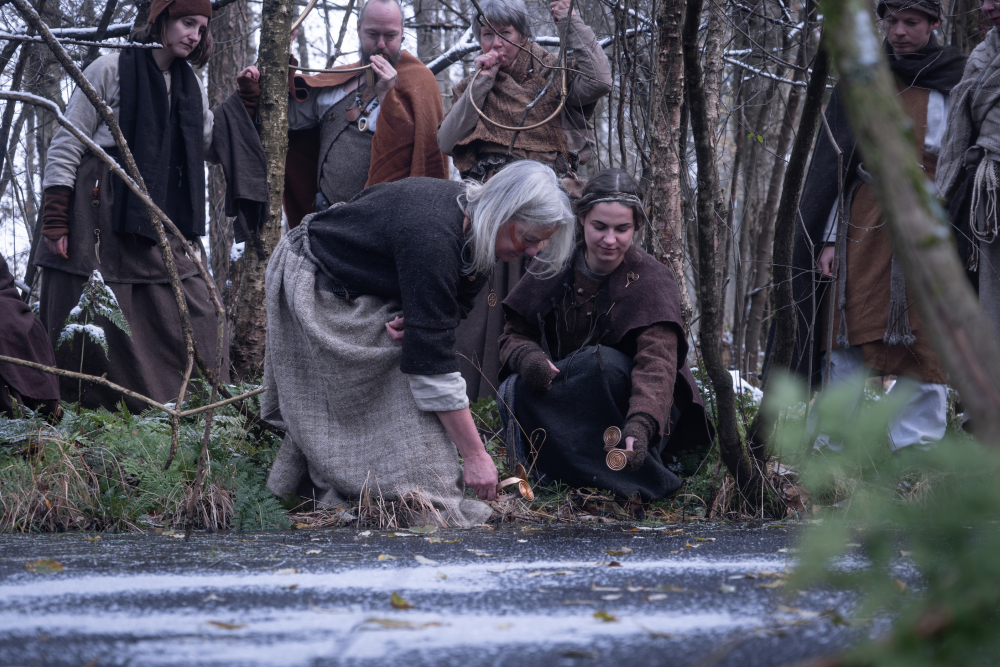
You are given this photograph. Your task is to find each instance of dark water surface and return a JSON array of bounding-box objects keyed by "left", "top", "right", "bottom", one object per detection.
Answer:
[{"left": 0, "top": 523, "right": 860, "bottom": 666}]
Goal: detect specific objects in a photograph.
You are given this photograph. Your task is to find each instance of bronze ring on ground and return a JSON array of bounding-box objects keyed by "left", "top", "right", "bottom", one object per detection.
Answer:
[{"left": 496, "top": 477, "right": 534, "bottom": 503}]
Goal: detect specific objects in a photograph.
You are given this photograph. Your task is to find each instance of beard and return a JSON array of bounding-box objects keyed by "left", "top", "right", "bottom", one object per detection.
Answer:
[{"left": 361, "top": 43, "right": 402, "bottom": 66}]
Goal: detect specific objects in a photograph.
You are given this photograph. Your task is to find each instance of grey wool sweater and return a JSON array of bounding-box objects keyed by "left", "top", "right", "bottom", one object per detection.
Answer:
[{"left": 307, "top": 177, "right": 488, "bottom": 375}]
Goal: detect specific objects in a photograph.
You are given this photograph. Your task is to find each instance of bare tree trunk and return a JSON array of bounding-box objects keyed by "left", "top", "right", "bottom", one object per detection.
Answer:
[
  {"left": 649, "top": 0, "right": 691, "bottom": 320},
  {"left": 746, "top": 41, "right": 829, "bottom": 460},
  {"left": 683, "top": 0, "right": 761, "bottom": 504},
  {"left": 207, "top": 0, "right": 251, "bottom": 314},
  {"left": 825, "top": 0, "right": 1000, "bottom": 443},
  {"left": 229, "top": 0, "right": 293, "bottom": 380}
]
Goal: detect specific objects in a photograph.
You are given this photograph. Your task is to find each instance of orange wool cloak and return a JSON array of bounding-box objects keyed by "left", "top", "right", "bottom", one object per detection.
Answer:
[{"left": 283, "top": 51, "right": 448, "bottom": 228}]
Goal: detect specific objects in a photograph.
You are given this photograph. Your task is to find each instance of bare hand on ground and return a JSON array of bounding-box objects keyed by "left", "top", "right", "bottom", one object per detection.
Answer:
[
  {"left": 819, "top": 245, "right": 836, "bottom": 276},
  {"left": 385, "top": 316, "right": 404, "bottom": 343},
  {"left": 474, "top": 50, "right": 505, "bottom": 77},
  {"left": 464, "top": 452, "right": 499, "bottom": 501},
  {"left": 45, "top": 235, "right": 68, "bottom": 259},
  {"left": 239, "top": 66, "right": 260, "bottom": 81},
  {"left": 370, "top": 55, "right": 398, "bottom": 102},
  {"left": 549, "top": 0, "right": 574, "bottom": 22}
]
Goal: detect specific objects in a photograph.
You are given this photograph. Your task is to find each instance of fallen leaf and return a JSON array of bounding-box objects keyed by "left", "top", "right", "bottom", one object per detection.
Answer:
[
  {"left": 405, "top": 525, "right": 439, "bottom": 535},
  {"left": 719, "top": 583, "right": 736, "bottom": 593},
  {"left": 524, "top": 570, "right": 543, "bottom": 578},
  {"left": 899, "top": 550, "right": 912, "bottom": 557},
  {"left": 283, "top": 584, "right": 298, "bottom": 590},
  {"left": 25, "top": 559, "right": 64, "bottom": 574},
  {"left": 295, "top": 523, "right": 311, "bottom": 529},
  {"left": 626, "top": 585, "right": 646, "bottom": 592},
  {"left": 779, "top": 605, "right": 820, "bottom": 619},
  {"left": 203, "top": 593, "right": 225, "bottom": 602},
  {"left": 659, "top": 528, "right": 685, "bottom": 535},
  {"left": 562, "top": 651, "right": 598, "bottom": 658},
  {"left": 84, "top": 535, "right": 100, "bottom": 543},
  {"left": 521, "top": 527, "right": 543, "bottom": 532},
  {"left": 758, "top": 580, "right": 786, "bottom": 589},
  {"left": 607, "top": 561, "right": 621, "bottom": 567},
  {"left": 893, "top": 578, "right": 908, "bottom": 593},
  {"left": 310, "top": 538, "right": 322, "bottom": 541},
  {"left": 466, "top": 549, "right": 494, "bottom": 557},
  {"left": 275, "top": 568, "right": 298, "bottom": 575},
  {"left": 357, "top": 530, "right": 372, "bottom": 537},
  {"left": 414, "top": 555, "right": 440, "bottom": 566},
  {"left": 496, "top": 622, "right": 512, "bottom": 630},
  {"left": 388, "top": 533, "right": 418, "bottom": 537},
  {"left": 306, "top": 549, "right": 321, "bottom": 555},
  {"left": 207, "top": 621, "right": 245, "bottom": 630},
  {"left": 378, "top": 554, "right": 396, "bottom": 561},
  {"left": 645, "top": 594, "right": 668, "bottom": 601},
  {"left": 637, "top": 623, "right": 673, "bottom": 638},
  {"left": 593, "top": 610, "right": 618, "bottom": 622},
  {"left": 390, "top": 592, "right": 414, "bottom": 609},
  {"left": 436, "top": 571, "right": 448, "bottom": 579},
  {"left": 693, "top": 537, "right": 716, "bottom": 542},
  {"left": 554, "top": 570, "right": 577, "bottom": 575},
  {"left": 601, "top": 594, "right": 622, "bottom": 601},
  {"left": 309, "top": 599, "right": 349, "bottom": 614},
  {"left": 684, "top": 542, "right": 699, "bottom": 549},
  {"left": 517, "top": 539, "right": 528, "bottom": 543},
  {"left": 670, "top": 549, "right": 682, "bottom": 554},
  {"left": 426, "top": 537, "right": 460, "bottom": 544},
  {"left": 487, "top": 567, "right": 509, "bottom": 573},
  {"left": 604, "top": 547, "right": 634, "bottom": 556},
  {"left": 591, "top": 584, "right": 621, "bottom": 592}
]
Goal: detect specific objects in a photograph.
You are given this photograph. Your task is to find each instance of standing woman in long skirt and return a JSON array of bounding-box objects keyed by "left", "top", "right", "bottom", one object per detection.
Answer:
[{"left": 36, "top": 0, "right": 251, "bottom": 411}]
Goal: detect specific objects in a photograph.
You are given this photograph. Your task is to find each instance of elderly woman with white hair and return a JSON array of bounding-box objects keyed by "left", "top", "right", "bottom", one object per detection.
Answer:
[{"left": 262, "top": 161, "right": 575, "bottom": 528}]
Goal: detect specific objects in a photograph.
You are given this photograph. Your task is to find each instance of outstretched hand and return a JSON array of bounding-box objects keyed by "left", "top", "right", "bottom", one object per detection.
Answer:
[{"left": 819, "top": 245, "right": 836, "bottom": 277}]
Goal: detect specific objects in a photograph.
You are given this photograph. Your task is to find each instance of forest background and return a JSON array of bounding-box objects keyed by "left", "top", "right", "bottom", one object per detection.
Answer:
[{"left": 0, "top": 0, "right": 997, "bottom": 521}]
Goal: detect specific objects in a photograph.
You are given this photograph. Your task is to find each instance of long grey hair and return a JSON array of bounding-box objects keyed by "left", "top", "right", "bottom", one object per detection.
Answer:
[
  {"left": 472, "top": 0, "right": 532, "bottom": 40},
  {"left": 462, "top": 160, "right": 575, "bottom": 278}
]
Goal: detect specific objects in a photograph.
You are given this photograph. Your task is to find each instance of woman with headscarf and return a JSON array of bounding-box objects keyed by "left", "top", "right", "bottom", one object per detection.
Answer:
[
  {"left": 496, "top": 169, "right": 712, "bottom": 502},
  {"left": 35, "top": 0, "right": 261, "bottom": 411},
  {"left": 262, "top": 161, "right": 576, "bottom": 528}
]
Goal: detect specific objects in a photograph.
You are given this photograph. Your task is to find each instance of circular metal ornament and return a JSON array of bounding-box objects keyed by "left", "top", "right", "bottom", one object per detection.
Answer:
[
  {"left": 515, "top": 463, "right": 528, "bottom": 480},
  {"left": 603, "top": 426, "right": 622, "bottom": 450},
  {"left": 487, "top": 290, "right": 498, "bottom": 307},
  {"left": 606, "top": 449, "right": 628, "bottom": 471},
  {"left": 517, "top": 479, "right": 534, "bottom": 502}
]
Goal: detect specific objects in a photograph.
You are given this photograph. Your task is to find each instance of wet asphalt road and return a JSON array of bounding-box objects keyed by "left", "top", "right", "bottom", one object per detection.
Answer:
[{"left": 0, "top": 523, "right": 863, "bottom": 667}]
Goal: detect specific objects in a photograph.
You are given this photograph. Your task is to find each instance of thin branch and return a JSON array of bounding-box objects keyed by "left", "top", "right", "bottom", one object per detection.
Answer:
[{"left": 0, "top": 33, "right": 156, "bottom": 48}]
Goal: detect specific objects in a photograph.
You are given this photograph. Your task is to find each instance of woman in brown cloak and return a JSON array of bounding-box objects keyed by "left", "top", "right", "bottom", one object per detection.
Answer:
[
  {"left": 0, "top": 255, "right": 59, "bottom": 418},
  {"left": 35, "top": 0, "right": 259, "bottom": 411},
  {"left": 497, "top": 169, "right": 712, "bottom": 501}
]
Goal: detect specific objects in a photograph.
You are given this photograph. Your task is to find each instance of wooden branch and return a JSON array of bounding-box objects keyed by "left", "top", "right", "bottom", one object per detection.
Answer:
[
  {"left": 0, "top": 353, "right": 267, "bottom": 420},
  {"left": 824, "top": 0, "right": 1000, "bottom": 443},
  {"left": 0, "top": 354, "right": 174, "bottom": 413},
  {"left": 83, "top": 0, "right": 120, "bottom": 67},
  {"left": 0, "top": 33, "right": 156, "bottom": 49}
]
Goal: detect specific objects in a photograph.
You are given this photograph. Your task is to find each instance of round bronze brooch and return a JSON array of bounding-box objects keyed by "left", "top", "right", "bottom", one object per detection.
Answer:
[
  {"left": 606, "top": 449, "right": 628, "bottom": 471},
  {"left": 603, "top": 426, "right": 622, "bottom": 450}
]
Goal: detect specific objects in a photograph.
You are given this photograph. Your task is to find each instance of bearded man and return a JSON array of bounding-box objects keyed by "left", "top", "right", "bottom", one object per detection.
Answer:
[
  {"left": 782, "top": 0, "right": 966, "bottom": 452},
  {"left": 281, "top": 0, "right": 448, "bottom": 227}
]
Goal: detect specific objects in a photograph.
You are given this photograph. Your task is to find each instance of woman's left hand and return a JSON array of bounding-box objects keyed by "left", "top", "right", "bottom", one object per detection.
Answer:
[
  {"left": 385, "top": 316, "right": 404, "bottom": 343},
  {"left": 238, "top": 66, "right": 260, "bottom": 81},
  {"left": 549, "top": 0, "right": 574, "bottom": 22}
]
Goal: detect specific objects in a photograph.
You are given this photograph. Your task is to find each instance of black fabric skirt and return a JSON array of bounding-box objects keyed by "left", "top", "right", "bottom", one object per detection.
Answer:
[{"left": 498, "top": 345, "right": 686, "bottom": 501}]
